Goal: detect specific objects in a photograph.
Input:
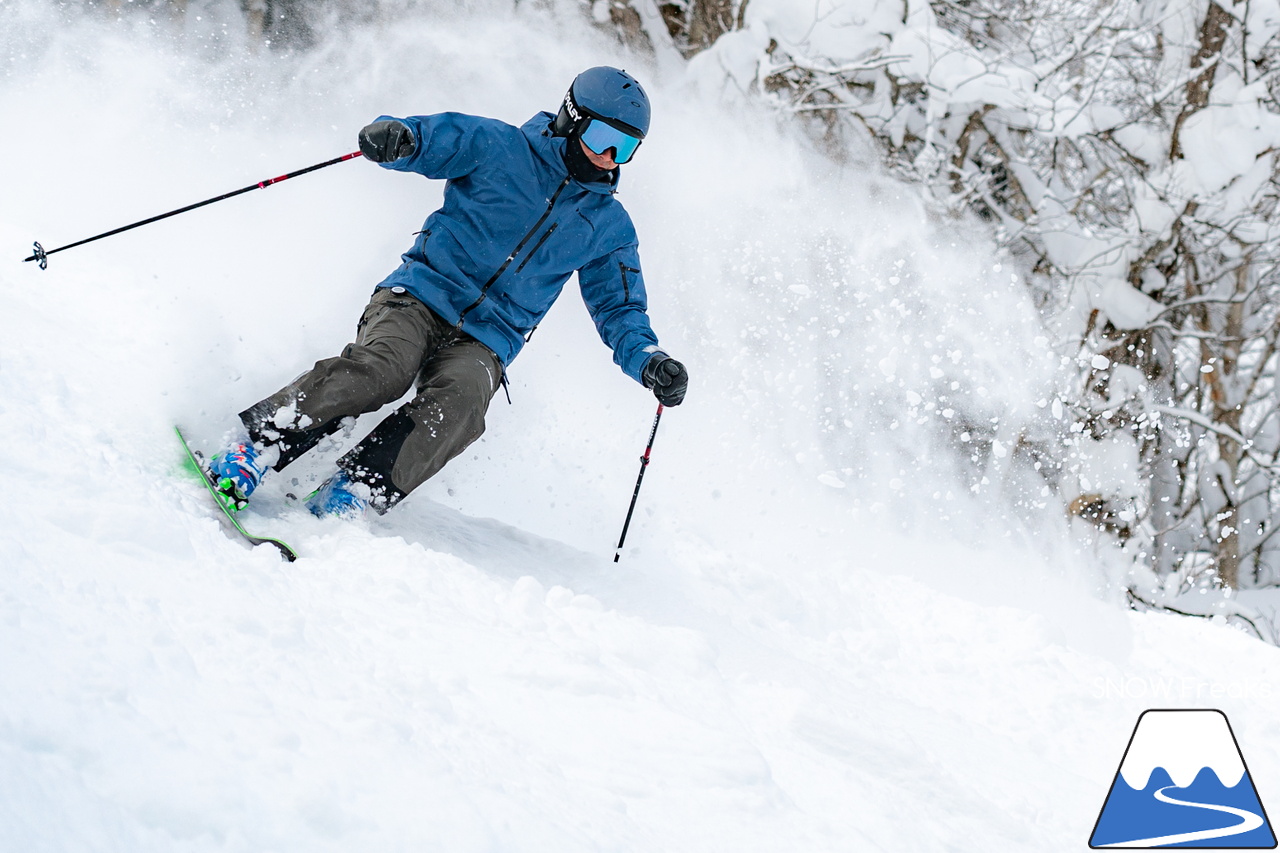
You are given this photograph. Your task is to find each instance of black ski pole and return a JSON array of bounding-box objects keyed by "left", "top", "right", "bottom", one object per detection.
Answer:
[
  {"left": 24, "top": 150, "right": 364, "bottom": 269},
  {"left": 614, "top": 403, "right": 664, "bottom": 562}
]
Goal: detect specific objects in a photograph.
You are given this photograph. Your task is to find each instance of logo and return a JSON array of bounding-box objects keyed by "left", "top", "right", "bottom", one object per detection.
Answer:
[
  {"left": 563, "top": 91, "right": 581, "bottom": 123},
  {"left": 1090, "top": 709, "right": 1276, "bottom": 848}
]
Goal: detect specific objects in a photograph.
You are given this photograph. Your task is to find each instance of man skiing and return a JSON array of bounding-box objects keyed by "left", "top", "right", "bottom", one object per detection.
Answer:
[{"left": 207, "top": 66, "right": 688, "bottom": 517}]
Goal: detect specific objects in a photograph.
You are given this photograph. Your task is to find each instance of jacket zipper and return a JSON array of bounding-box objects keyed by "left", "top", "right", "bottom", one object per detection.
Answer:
[
  {"left": 456, "top": 177, "right": 572, "bottom": 328},
  {"left": 515, "top": 223, "right": 558, "bottom": 274},
  {"left": 619, "top": 262, "right": 640, "bottom": 301}
]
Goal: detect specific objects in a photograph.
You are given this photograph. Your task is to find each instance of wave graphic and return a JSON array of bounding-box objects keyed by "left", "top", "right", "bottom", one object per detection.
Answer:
[{"left": 1091, "top": 766, "right": 1276, "bottom": 848}]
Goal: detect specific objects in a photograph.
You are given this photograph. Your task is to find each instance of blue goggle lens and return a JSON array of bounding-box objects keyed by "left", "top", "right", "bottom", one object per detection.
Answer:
[{"left": 580, "top": 119, "right": 642, "bottom": 164}]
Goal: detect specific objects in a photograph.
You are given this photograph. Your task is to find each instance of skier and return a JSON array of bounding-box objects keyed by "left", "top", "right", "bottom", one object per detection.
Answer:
[{"left": 207, "top": 66, "right": 688, "bottom": 517}]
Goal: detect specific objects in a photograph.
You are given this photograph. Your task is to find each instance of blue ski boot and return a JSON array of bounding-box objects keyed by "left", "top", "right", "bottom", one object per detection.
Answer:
[
  {"left": 208, "top": 439, "right": 272, "bottom": 511},
  {"left": 306, "top": 470, "right": 369, "bottom": 519}
]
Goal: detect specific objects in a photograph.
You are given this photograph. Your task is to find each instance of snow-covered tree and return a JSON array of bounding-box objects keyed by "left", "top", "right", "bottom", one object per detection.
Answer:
[{"left": 595, "top": 0, "right": 1280, "bottom": 627}]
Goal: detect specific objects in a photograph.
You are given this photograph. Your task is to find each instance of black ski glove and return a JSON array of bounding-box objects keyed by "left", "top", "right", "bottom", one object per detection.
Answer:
[
  {"left": 358, "top": 119, "right": 417, "bottom": 163},
  {"left": 642, "top": 354, "right": 688, "bottom": 407}
]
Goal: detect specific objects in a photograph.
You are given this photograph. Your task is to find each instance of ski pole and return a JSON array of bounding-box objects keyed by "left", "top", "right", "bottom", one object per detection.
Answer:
[
  {"left": 24, "top": 150, "right": 364, "bottom": 269},
  {"left": 614, "top": 403, "right": 664, "bottom": 562}
]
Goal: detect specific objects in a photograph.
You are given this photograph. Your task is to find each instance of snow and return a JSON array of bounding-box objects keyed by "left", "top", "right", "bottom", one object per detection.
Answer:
[
  {"left": 1070, "top": 433, "right": 1142, "bottom": 502},
  {"left": 1178, "top": 77, "right": 1280, "bottom": 197},
  {"left": 2, "top": 3, "right": 1280, "bottom": 851},
  {"left": 1118, "top": 710, "right": 1246, "bottom": 790},
  {"left": 743, "top": 0, "right": 901, "bottom": 62}
]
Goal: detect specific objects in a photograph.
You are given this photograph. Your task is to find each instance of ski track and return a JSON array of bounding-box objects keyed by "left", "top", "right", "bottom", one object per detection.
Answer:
[
  {"left": 2, "top": 3, "right": 1280, "bottom": 851},
  {"left": 1099, "top": 785, "right": 1265, "bottom": 847}
]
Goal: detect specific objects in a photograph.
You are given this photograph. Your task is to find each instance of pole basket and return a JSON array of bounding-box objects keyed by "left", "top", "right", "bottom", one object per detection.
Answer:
[{"left": 26, "top": 242, "right": 48, "bottom": 270}]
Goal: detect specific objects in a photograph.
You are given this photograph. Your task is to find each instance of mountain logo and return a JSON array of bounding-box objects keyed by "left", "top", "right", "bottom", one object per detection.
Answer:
[{"left": 1090, "top": 709, "right": 1276, "bottom": 848}]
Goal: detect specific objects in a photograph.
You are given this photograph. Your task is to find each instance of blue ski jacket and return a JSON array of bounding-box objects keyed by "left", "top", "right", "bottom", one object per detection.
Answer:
[{"left": 372, "top": 110, "right": 663, "bottom": 384}]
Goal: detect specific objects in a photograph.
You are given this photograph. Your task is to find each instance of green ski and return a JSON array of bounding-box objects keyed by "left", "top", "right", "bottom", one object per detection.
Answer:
[{"left": 175, "top": 426, "right": 298, "bottom": 562}]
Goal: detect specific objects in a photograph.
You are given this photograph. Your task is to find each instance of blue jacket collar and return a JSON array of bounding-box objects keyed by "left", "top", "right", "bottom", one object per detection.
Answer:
[{"left": 522, "top": 111, "right": 619, "bottom": 195}]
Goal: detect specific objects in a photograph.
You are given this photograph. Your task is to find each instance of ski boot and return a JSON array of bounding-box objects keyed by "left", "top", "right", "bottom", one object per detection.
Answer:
[
  {"left": 208, "top": 439, "right": 272, "bottom": 511},
  {"left": 306, "top": 470, "right": 370, "bottom": 519}
]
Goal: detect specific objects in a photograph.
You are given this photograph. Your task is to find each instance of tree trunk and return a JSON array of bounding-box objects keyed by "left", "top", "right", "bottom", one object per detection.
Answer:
[
  {"left": 687, "top": 0, "right": 736, "bottom": 50},
  {"left": 243, "top": 0, "right": 266, "bottom": 47},
  {"left": 1212, "top": 257, "right": 1250, "bottom": 587},
  {"left": 1170, "top": 1, "right": 1233, "bottom": 158},
  {"left": 607, "top": 1, "right": 655, "bottom": 54}
]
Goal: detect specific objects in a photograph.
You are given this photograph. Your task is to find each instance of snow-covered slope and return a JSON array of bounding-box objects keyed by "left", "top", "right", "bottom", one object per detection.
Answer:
[{"left": 2, "top": 4, "right": 1279, "bottom": 851}]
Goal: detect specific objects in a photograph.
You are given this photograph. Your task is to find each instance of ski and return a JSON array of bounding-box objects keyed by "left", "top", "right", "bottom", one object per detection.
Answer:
[{"left": 174, "top": 426, "right": 298, "bottom": 562}]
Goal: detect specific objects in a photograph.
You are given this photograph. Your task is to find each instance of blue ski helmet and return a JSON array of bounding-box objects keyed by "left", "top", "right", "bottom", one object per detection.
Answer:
[{"left": 553, "top": 66, "right": 650, "bottom": 162}]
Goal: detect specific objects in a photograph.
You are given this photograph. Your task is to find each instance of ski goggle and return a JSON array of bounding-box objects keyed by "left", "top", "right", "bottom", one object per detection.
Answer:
[{"left": 579, "top": 118, "right": 643, "bottom": 164}]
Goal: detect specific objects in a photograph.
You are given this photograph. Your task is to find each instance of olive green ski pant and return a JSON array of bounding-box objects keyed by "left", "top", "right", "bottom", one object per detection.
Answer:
[{"left": 240, "top": 287, "right": 503, "bottom": 513}]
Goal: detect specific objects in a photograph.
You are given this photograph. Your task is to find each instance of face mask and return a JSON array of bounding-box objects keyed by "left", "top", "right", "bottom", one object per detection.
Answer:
[{"left": 562, "top": 135, "right": 613, "bottom": 183}]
